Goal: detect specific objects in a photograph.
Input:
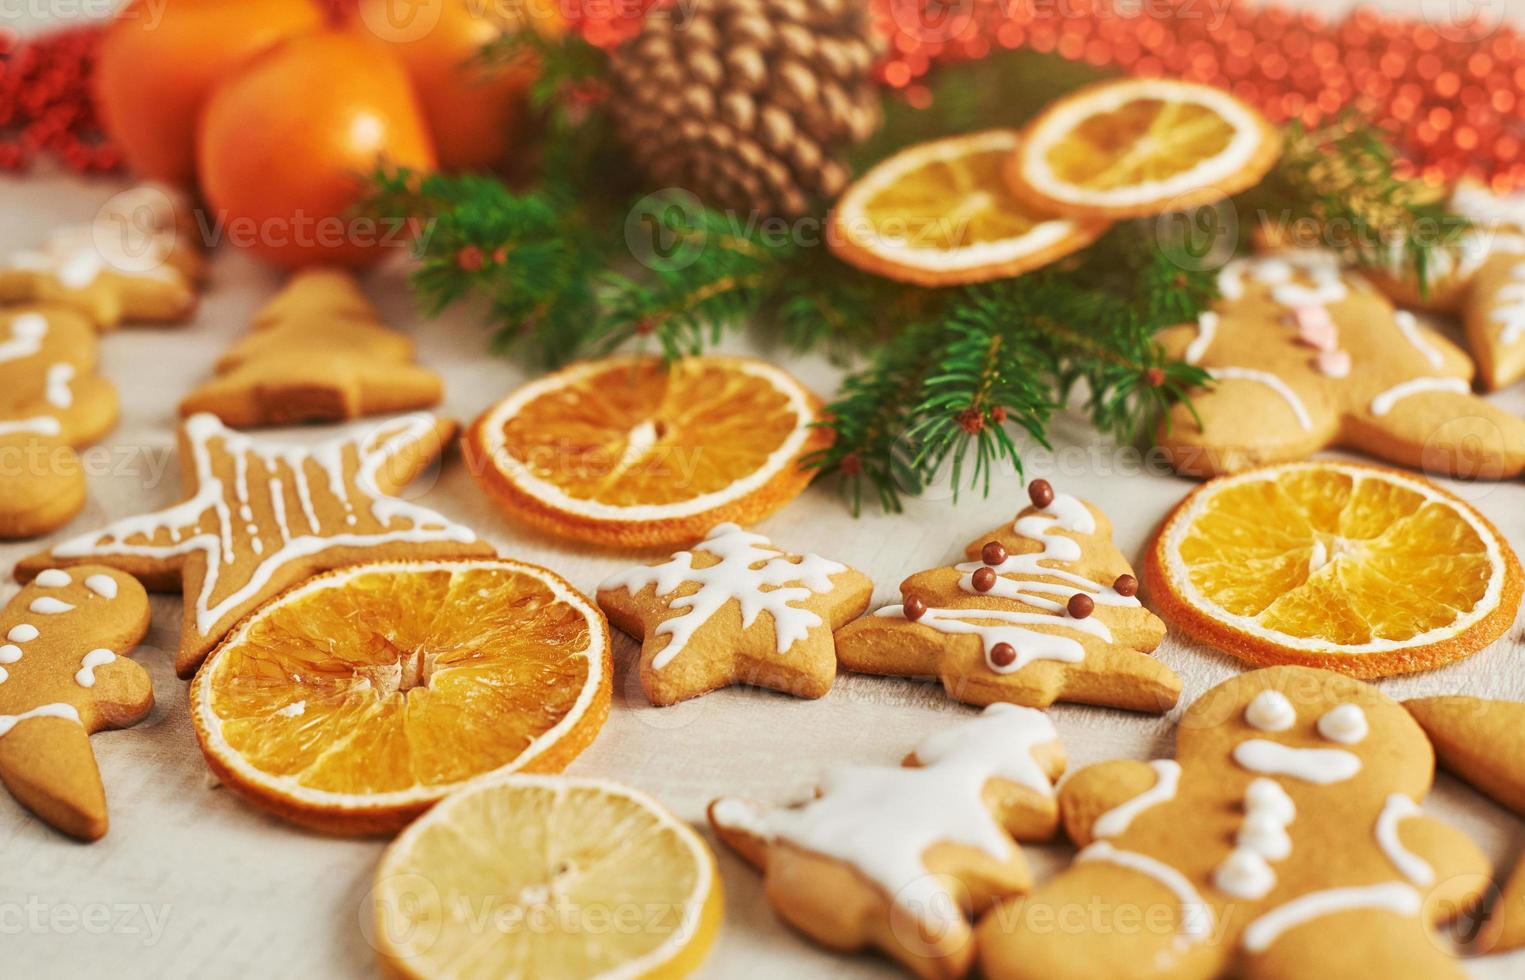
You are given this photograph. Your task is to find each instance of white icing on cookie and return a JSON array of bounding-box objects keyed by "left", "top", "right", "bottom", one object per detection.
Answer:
[
  {"left": 1375, "top": 794, "right": 1434, "bottom": 886},
  {"left": 710, "top": 704, "right": 1059, "bottom": 930},
  {"left": 74, "top": 649, "right": 116, "bottom": 688},
  {"left": 0, "top": 702, "right": 82, "bottom": 738},
  {"left": 45, "top": 363, "right": 74, "bottom": 409},
  {"left": 84, "top": 574, "right": 118, "bottom": 599},
  {"left": 0, "top": 312, "right": 47, "bottom": 363},
  {"left": 33, "top": 569, "right": 71, "bottom": 588},
  {"left": 1233, "top": 739, "right": 1360, "bottom": 783},
  {"left": 1242, "top": 883, "right": 1421, "bottom": 954},
  {"left": 1245, "top": 690, "right": 1296, "bottom": 732},
  {"left": 7, "top": 625, "right": 38, "bottom": 642},
  {"left": 1316, "top": 704, "right": 1368, "bottom": 744},
  {"left": 0, "top": 417, "right": 62, "bottom": 437},
  {"left": 1212, "top": 778, "right": 1295, "bottom": 900},
  {"left": 1493, "top": 263, "right": 1525, "bottom": 345},
  {"left": 1369, "top": 377, "right": 1470, "bottom": 416},
  {"left": 29, "top": 597, "right": 75, "bottom": 615},
  {"left": 1092, "top": 760, "right": 1181, "bottom": 838},
  {"left": 1392, "top": 311, "right": 1445, "bottom": 368},
  {"left": 1077, "top": 841, "right": 1213, "bottom": 945},
  {"left": 599, "top": 523, "right": 847, "bottom": 671},
  {"left": 1185, "top": 312, "right": 1218, "bottom": 364},
  {"left": 1210, "top": 368, "right": 1314, "bottom": 431}
]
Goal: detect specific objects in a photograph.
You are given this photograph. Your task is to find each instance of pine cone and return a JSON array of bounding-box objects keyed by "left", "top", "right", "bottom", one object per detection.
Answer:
[{"left": 607, "top": 0, "right": 883, "bottom": 219}]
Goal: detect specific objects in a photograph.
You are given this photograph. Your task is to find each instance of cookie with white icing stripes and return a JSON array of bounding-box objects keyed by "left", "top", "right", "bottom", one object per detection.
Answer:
[
  {"left": 1156, "top": 250, "right": 1525, "bottom": 478},
  {"left": 17, "top": 413, "right": 492, "bottom": 678},
  {"left": 0, "top": 566, "right": 151, "bottom": 840},
  {"left": 597, "top": 523, "right": 872, "bottom": 705},
  {"left": 834, "top": 480, "right": 1179, "bottom": 713},
  {"left": 710, "top": 703, "right": 1065, "bottom": 979},
  {"left": 0, "top": 306, "right": 120, "bottom": 538},
  {"left": 978, "top": 666, "right": 1488, "bottom": 980}
]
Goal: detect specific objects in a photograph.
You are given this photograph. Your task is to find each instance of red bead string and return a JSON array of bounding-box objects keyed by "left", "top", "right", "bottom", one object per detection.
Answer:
[
  {"left": 872, "top": 0, "right": 1525, "bottom": 191},
  {"left": 0, "top": 24, "right": 119, "bottom": 175}
]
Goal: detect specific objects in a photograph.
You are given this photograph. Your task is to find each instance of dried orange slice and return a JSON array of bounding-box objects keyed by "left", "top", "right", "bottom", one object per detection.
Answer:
[
  {"left": 1146, "top": 461, "right": 1521, "bottom": 678},
  {"left": 466, "top": 355, "right": 828, "bottom": 549},
  {"left": 1005, "top": 78, "right": 1280, "bottom": 219},
  {"left": 191, "top": 559, "right": 611, "bottom": 834},
  {"left": 827, "top": 129, "right": 1109, "bottom": 286},
  {"left": 373, "top": 775, "right": 722, "bottom": 980}
]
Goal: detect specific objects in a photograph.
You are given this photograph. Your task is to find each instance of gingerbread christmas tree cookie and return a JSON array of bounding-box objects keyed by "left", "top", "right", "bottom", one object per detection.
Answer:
[
  {"left": 18, "top": 413, "right": 492, "bottom": 678},
  {"left": 835, "top": 480, "right": 1178, "bottom": 713},
  {"left": 0, "top": 566, "right": 151, "bottom": 841},
  {"left": 978, "top": 666, "right": 1489, "bottom": 980},
  {"left": 0, "top": 306, "right": 120, "bottom": 538},
  {"left": 598, "top": 523, "right": 871, "bottom": 705},
  {"left": 710, "top": 704, "right": 1066, "bottom": 979},
  {"left": 1404, "top": 695, "right": 1525, "bottom": 953},
  {"left": 1156, "top": 250, "right": 1525, "bottom": 478},
  {"left": 180, "top": 268, "right": 444, "bottom": 427}
]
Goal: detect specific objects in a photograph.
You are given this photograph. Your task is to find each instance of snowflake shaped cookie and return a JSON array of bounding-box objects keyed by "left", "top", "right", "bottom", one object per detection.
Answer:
[{"left": 597, "top": 523, "right": 872, "bottom": 705}]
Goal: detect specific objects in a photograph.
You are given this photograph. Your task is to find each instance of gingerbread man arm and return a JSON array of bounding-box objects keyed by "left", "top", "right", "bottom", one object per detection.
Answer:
[
  {"left": 1389, "top": 811, "right": 1491, "bottom": 923},
  {"left": 1057, "top": 759, "right": 1170, "bottom": 847},
  {"left": 1341, "top": 387, "right": 1525, "bottom": 480}
]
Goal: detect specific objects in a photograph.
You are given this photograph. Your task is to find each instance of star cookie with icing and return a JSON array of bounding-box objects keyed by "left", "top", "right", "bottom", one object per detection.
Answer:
[
  {"left": 0, "top": 306, "right": 120, "bottom": 538},
  {"left": 834, "top": 480, "right": 1178, "bottom": 713},
  {"left": 180, "top": 268, "right": 443, "bottom": 427},
  {"left": 979, "top": 666, "right": 1489, "bottom": 980},
  {"left": 0, "top": 567, "right": 151, "bottom": 841},
  {"left": 597, "top": 523, "right": 872, "bottom": 705},
  {"left": 710, "top": 704, "right": 1066, "bottom": 979},
  {"left": 18, "top": 413, "right": 492, "bottom": 678},
  {"left": 1157, "top": 250, "right": 1525, "bottom": 478},
  {"left": 1403, "top": 695, "right": 1525, "bottom": 953}
]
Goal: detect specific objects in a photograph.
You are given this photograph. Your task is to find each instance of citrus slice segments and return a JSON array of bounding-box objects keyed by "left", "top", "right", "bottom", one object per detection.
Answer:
[
  {"left": 191, "top": 559, "right": 612, "bottom": 834},
  {"left": 827, "top": 129, "right": 1109, "bottom": 286},
  {"left": 373, "top": 775, "right": 722, "bottom": 980},
  {"left": 1146, "top": 461, "right": 1521, "bottom": 678},
  {"left": 1005, "top": 78, "right": 1280, "bottom": 219},
  {"left": 466, "top": 355, "right": 828, "bottom": 549}
]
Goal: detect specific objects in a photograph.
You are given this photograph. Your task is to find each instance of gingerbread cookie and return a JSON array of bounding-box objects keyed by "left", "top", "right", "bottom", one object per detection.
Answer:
[
  {"left": 598, "top": 523, "right": 871, "bottom": 705},
  {"left": 0, "top": 566, "right": 151, "bottom": 841},
  {"left": 0, "top": 189, "right": 199, "bottom": 329},
  {"left": 978, "top": 666, "right": 1489, "bottom": 979},
  {"left": 18, "top": 413, "right": 492, "bottom": 678},
  {"left": 180, "top": 268, "right": 443, "bottom": 427},
  {"left": 1157, "top": 250, "right": 1525, "bottom": 478},
  {"left": 835, "top": 480, "right": 1178, "bottom": 713},
  {"left": 0, "top": 306, "right": 120, "bottom": 538},
  {"left": 711, "top": 704, "right": 1065, "bottom": 979},
  {"left": 1404, "top": 695, "right": 1525, "bottom": 952}
]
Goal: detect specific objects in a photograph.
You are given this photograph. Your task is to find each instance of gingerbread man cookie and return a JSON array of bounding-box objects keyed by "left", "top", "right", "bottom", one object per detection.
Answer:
[
  {"left": 0, "top": 188, "right": 199, "bottom": 330},
  {"left": 834, "top": 480, "right": 1178, "bottom": 713},
  {"left": 18, "top": 413, "right": 492, "bottom": 678},
  {"left": 711, "top": 704, "right": 1065, "bottom": 979},
  {"left": 0, "top": 566, "right": 151, "bottom": 841},
  {"left": 1404, "top": 695, "right": 1525, "bottom": 953},
  {"left": 598, "top": 523, "right": 872, "bottom": 705},
  {"left": 180, "top": 268, "right": 444, "bottom": 427},
  {"left": 0, "top": 306, "right": 120, "bottom": 538},
  {"left": 978, "top": 666, "right": 1489, "bottom": 979},
  {"left": 1157, "top": 250, "right": 1525, "bottom": 478}
]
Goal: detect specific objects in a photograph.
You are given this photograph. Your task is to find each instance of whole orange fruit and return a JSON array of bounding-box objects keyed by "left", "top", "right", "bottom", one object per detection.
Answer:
[
  {"left": 355, "top": 0, "right": 563, "bottom": 171},
  {"left": 197, "top": 31, "right": 437, "bottom": 268},
  {"left": 94, "top": 0, "right": 324, "bottom": 185}
]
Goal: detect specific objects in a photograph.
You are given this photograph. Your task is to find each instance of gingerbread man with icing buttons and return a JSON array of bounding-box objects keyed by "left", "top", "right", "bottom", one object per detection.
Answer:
[
  {"left": 0, "top": 566, "right": 152, "bottom": 841},
  {"left": 977, "top": 666, "right": 1489, "bottom": 980},
  {"left": 1156, "top": 250, "right": 1525, "bottom": 479}
]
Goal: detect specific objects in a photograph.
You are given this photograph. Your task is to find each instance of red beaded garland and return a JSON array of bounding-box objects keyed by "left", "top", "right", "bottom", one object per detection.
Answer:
[{"left": 0, "top": 25, "right": 120, "bottom": 176}]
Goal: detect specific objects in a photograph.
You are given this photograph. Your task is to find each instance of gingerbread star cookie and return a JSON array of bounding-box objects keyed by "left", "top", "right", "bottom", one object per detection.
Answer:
[
  {"left": 1157, "top": 249, "right": 1525, "bottom": 478},
  {"left": 1404, "top": 695, "right": 1525, "bottom": 953},
  {"left": 0, "top": 187, "right": 200, "bottom": 330},
  {"left": 18, "top": 413, "right": 492, "bottom": 678},
  {"left": 978, "top": 666, "right": 1489, "bottom": 980},
  {"left": 598, "top": 523, "right": 871, "bottom": 705},
  {"left": 180, "top": 268, "right": 444, "bottom": 427},
  {"left": 711, "top": 703, "right": 1065, "bottom": 979},
  {"left": 0, "top": 566, "right": 151, "bottom": 841},
  {"left": 835, "top": 480, "right": 1178, "bottom": 713},
  {"left": 0, "top": 306, "right": 120, "bottom": 538}
]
